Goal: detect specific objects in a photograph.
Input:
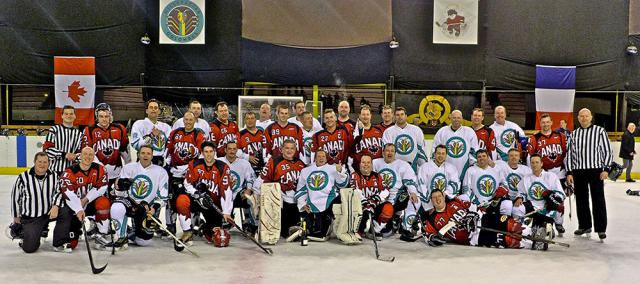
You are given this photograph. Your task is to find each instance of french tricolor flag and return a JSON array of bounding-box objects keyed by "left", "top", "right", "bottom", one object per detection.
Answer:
[
  {"left": 54, "top": 56, "right": 96, "bottom": 126},
  {"left": 535, "top": 65, "right": 576, "bottom": 130}
]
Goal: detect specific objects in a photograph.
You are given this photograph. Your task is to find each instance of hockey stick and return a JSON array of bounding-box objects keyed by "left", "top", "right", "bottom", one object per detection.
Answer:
[
  {"left": 477, "top": 225, "right": 570, "bottom": 248},
  {"left": 209, "top": 203, "right": 273, "bottom": 255},
  {"left": 148, "top": 215, "right": 200, "bottom": 258},
  {"left": 368, "top": 213, "right": 395, "bottom": 262},
  {"left": 81, "top": 222, "right": 108, "bottom": 274}
]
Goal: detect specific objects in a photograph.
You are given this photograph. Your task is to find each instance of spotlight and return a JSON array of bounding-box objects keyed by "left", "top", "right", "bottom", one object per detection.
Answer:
[
  {"left": 141, "top": 33, "right": 151, "bottom": 45},
  {"left": 389, "top": 37, "right": 399, "bottom": 49}
]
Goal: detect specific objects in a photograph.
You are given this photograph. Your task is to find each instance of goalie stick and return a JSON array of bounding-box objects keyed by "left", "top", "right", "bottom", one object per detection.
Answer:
[
  {"left": 81, "top": 222, "right": 108, "bottom": 274},
  {"left": 209, "top": 203, "right": 273, "bottom": 255},
  {"left": 148, "top": 215, "right": 200, "bottom": 257}
]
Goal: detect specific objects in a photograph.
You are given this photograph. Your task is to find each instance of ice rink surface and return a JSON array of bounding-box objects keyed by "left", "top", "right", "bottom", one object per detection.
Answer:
[{"left": 1, "top": 175, "right": 638, "bottom": 284}]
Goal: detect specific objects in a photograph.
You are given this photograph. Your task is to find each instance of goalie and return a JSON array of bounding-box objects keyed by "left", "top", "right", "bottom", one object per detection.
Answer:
[{"left": 110, "top": 145, "right": 169, "bottom": 250}]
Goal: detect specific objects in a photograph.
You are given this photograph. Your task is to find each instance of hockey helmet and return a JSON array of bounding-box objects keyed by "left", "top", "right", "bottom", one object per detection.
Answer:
[
  {"left": 608, "top": 162, "right": 624, "bottom": 181},
  {"left": 212, "top": 227, "right": 231, "bottom": 247}
]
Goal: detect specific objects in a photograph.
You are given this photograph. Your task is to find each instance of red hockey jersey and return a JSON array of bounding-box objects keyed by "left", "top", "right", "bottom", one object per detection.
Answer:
[
  {"left": 59, "top": 162, "right": 109, "bottom": 213},
  {"left": 259, "top": 156, "right": 306, "bottom": 193},
  {"left": 167, "top": 128, "right": 206, "bottom": 167},
  {"left": 312, "top": 125, "right": 353, "bottom": 165},
  {"left": 337, "top": 119, "right": 356, "bottom": 135},
  {"left": 424, "top": 198, "right": 473, "bottom": 245},
  {"left": 210, "top": 119, "right": 240, "bottom": 157},
  {"left": 474, "top": 125, "right": 496, "bottom": 158},
  {"left": 349, "top": 171, "right": 389, "bottom": 208},
  {"left": 238, "top": 128, "right": 267, "bottom": 174},
  {"left": 264, "top": 122, "right": 304, "bottom": 158},
  {"left": 184, "top": 159, "right": 231, "bottom": 205},
  {"left": 351, "top": 126, "right": 384, "bottom": 170},
  {"left": 82, "top": 123, "right": 129, "bottom": 168},
  {"left": 527, "top": 131, "right": 567, "bottom": 171}
]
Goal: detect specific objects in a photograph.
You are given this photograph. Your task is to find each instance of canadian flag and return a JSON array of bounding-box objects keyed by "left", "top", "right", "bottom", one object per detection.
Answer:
[
  {"left": 54, "top": 56, "right": 95, "bottom": 125},
  {"left": 535, "top": 65, "right": 576, "bottom": 130}
]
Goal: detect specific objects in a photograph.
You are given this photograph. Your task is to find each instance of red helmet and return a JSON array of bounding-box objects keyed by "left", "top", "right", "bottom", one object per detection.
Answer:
[{"left": 213, "top": 227, "right": 231, "bottom": 247}]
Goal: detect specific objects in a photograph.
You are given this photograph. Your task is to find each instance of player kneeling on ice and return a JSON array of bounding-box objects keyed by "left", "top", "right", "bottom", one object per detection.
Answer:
[
  {"left": 424, "top": 189, "right": 533, "bottom": 249},
  {"left": 513, "top": 154, "right": 565, "bottom": 247},
  {"left": 175, "top": 141, "right": 234, "bottom": 250},
  {"left": 52, "top": 147, "right": 111, "bottom": 252},
  {"left": 293, "top": 150, "right": 348, "bottom": 242},
  {"left": 109, "top": 145, "right": 169, "bottom": 250},
  {"left": 351, "top": 155, "right": 393, "bottom": 241},
  {"left": 218, "top": 142, "right": 258, "bottom": 235}
]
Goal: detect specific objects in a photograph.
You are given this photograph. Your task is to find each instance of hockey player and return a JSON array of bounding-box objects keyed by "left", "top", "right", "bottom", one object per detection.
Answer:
[
  {"left": 210, "top": 101, "right": 240, "bottom": 157},
  {"left": 264, "top": 105, "right": 304, "bottom": 159},
  {"left": 471, "top": 108, "right": 497, "bottom": 161},
  {"left": 52, "top": 147, "right": 111, "bottom": 252},
  {"left": 372, "top": 143, "right": 419, "bottom": 237},
  {"left": 82, "top": 103, "right": 131, "bottom": 192},
  {"left": 337, "top": 100, "right": 356, "bottom": 134},
  {"left": 253, "top": 140, "right": 306, "bottom": 238},
  {"left": 527, "top": 113, "right": 568, "bottom": 185},
  {"left": 514, "top": 154, "right": 566, "bottom": 241},
  {"left": 131, "top": 99, "right": 172, "bottom": 166},
  {"left": 416, "top": 144, "right": 461, "bottom": 209},
  {"left": 294, "top": 150, "right": 348, "bottom": 240},
  {"left": 432, "top": 109, "right": 479, "bottom": 180},
  {"left": 351, "top": 155, "right": 392, "bottom": 238},
  {"left": 218, "top": 141, "right": 258, "bottom": 234},
  {"left": 382, "top": 107, "right": 428, "bottom": 172},
  {"left": 238, "top": 112, "right": 267, "bottom": 176},
  {"left": 351, "top": 105, "right": 384, "bottom": 172},
  {"left": 256, "top": 103, "right": 274, "bottom": 131},
  {"left": 164, "top": 111, "right": 206, "bottom": 237},
  {"left": 495, "top": 149, "right": 532, "bottom": 200},
  {"left": 423, "top": 189, "right": 532, "bottom": 249},
  {"left": 172, "top": 100, "right": 211, "bottom": 139},
  {"left": 110, "top": 145, "right": 168, "bottom": 250},
  {"left": 312, "top": 109, "right": 352, "bottom": 165},
  {"left": 300, "top": 111, "right": 319, "bottom": 165},
  {"left": 377, "top": 105, "right": 395, "bottom": 132},
  {"left": 175, "top": 141, "right": 234, "bottom": 249},
  {"left": 288, "top": 101, "right": 323, "bottom": 132},
  {"left": 490, "top": 106, "right": 525, "bottom": 161},
  {"left": 461, "top": 149, "right": 513, "bottom": 215}
]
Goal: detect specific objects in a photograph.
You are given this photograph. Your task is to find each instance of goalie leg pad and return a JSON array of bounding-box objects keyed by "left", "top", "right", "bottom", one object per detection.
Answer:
[
  {"left": 258, "top": 183, "right": 282, "bottom": 245},
  {"left": 334, "top": 188, "right": 362, "bottom": 245}
]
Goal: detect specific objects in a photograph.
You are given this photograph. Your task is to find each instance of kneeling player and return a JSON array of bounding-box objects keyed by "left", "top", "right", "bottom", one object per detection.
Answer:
[
  {"left": 175, "top": 142, "right": 234, "bottom": 250},
  {"left": 295, "top": 150, "right": 348, "bottom": 241},
  {"left": 351, "top": 155, "right": 392, "bottom": 239},
  {"left": 52, "top": 147, "right": 111, "bottom": 252},
  {"left": 218, "top": 142, "right": 258, "bottom": 234},
  {"left": 109, "top": 145, "right": 168, "bottom": 250},
  {"left": 424, "top": 189, "right": 532, "bottom": 249},
  {"left": 514, "top": 154, "right": 565, "bottom": 243}
]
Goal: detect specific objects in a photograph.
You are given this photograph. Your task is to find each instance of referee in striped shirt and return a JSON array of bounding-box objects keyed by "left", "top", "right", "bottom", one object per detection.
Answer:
[
  {"left": 9, "top": 152, "right": 61, "bottom": 253},
  {"left": 43, "top": 105, "right": 85, "bottom": 175},
  {"left": 566, "top": 108, "right": 612, "bottom": 240}
]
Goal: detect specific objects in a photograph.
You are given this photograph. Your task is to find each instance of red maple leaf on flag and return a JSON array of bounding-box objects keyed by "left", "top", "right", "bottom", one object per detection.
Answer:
[{"left": 66, "top": 81, "right": 87, "bottom": 103}]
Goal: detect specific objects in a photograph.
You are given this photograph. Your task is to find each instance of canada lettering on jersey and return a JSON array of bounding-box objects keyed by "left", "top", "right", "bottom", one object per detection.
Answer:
[
  {"left": 539, "top": 144, "right": 563, "bottom": 160},
  {"left": 354, "top": 136, "right": 383, "bottom": 155},
  {"left": 174, "top": 141, "right": 199, "bottom": 160},
  {"left": 272, "top": 135, "right": 300, "bottom": 151},
  {"left": 93, "top": 138, "right": 121, "bottom": 156}
]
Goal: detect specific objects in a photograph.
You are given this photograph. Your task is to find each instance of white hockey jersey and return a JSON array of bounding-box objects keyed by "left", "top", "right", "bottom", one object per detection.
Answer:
[
  {"left": 119, "top": 162, "right": 169, "bottom": 207},
  {"left": 173, "top": 117, "right": 211, "bottom": 139},
  {"left": 373, "top": 158, "right": 418, "bottom": 204},
  {"left": 494, "top": 160, "right": 532, "bottom": 200},
  {"left": 295, "top": 164, "right": 348, "bottom": 212},
  {"left": 462, "top": 164, "right": 506, "bottom": 206},
  {"left": 131, "top": 118, "right": 172, "bottom": 158},
  {"left": 288, "top": 116, "right": 323, "bottom": 132},
  {"left": 517, "top": 171, "right": 565, "bottom": 219},
  {"left": 382, "top": 124, "right": 428, "bottom": 171},
  {"left": 490, "top": 120, "right": 525, "bottom": 161},
  {"left": 218, "top": 156, "right": 256, "bottom": 198},
  {"left": 256, "top": 119, "right": 273, "bottom": 132},
  {"left": 301, "top": 127, "right": 319, "bottom": 165},
  {"left": 416, "top": 161, "right": 461, "bottom": 210},
  {"left": 432, "top": 125, "right": 479, "bottom": 180}
]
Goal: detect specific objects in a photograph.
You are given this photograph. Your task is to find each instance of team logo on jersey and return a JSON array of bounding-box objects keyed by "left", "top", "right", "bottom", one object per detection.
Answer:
[
  {"left": 229, "top": 170, "right": 241, "bottom": 193},
  {"left": 528, "top": 182, "right": 547, "bottom": 201},
  {"left": 379, "top": 169, "right": 397, "bottom": 189},
  {"left": 144, "top": 133, "right": 168, "bottom": 152},
  {"left": 395, "top": 134, "right": 414, "bottom": 155},
  {"left": 303, "top": 137, "right": 313, "bottom": 158},
  {"left": 307, "top": 171, "right": 329, "bottom": 191},
  {"left": 446, "top": 137, "right": 467, "bottom": 158},
  {"left": 506, "top": 173, "right": 522, "bottom": 193},
  {"left": 476, "top": 174, "right": 497, "bottom": 197},
  {"left": 431, "top": 173, "right": 447, "bottom": 192},
  {"left": 500, "top": 129, "right": 516, "bottom": 147},
  {"left": 131, "top": 175, "right": 153, "bottom": 199}
]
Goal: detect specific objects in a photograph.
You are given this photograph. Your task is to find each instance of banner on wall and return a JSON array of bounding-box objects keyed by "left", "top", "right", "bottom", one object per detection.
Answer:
[
  {"left": 159, "top": 0, "right": 206, "bottom": 44},
  {"left": 398, "top": 92, "right": 481, "bottom": 134},
  {"left": 54, "top": 56, "right": 95, "bottom": 126},
  {"left": 433, "top": 0, "right": 478, "bottom": 45},
  {"left": 535, "top": 65, "right": 576, "bottom": 130}
]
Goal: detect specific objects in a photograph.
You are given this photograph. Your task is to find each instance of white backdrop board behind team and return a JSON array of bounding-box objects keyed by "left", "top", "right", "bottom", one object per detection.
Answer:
[
  {"left": 237, "top": 96, "right": 303, "bottom": 128},
  {"left": 433, "top": 0, "right": 478, "bottom": 44}
]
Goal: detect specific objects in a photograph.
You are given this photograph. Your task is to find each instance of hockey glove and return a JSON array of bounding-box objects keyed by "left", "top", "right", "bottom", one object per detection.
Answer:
[
  {"left": 427, "top": 234, "right": 447, "bottom": 247},
  {"left": 195, "top": 182, "right": 209, "bottom": 193},
  {"left": 461, "top": 212, "right": 480, "bottom": 232},
  {"left": 544, "top": 191, "right": 564, "bottom": 212},
  {"left": 117, "top": 178, "right": 134, "bottom": 192},
  {"left": 193, "top": 191, "right": 214, "bottom": 210}
]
